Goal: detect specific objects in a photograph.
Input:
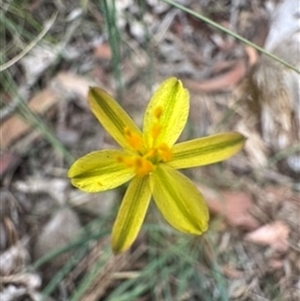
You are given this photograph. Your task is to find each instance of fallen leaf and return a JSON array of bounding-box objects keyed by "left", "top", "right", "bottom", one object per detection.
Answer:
[
  {"left": 228, "top": 279, "right": 248, "bottom": 299},
  {"left": 183, "top": 58, "right": 247, "bottom": 92},
  {"left": 0, "top": 242, "right": 29, "bottom": 276},
  {"left": 0, "top": 152, "right": 22, "bottom": 178},
  {"left": 269, "top": 258, "right": 284, "bottom": 269},
  {"left": 264, "top": 185, "right": 296, "bottom": 203},
  {"left": 244, "top": 45, "right": 259, "bottom": 67},
  {"left": 222, "top": 265, "right": 244, "bottom": 279},
  {"left": 245, "top": 221, "right": 290, "bottom": 252},
  {"left": 93, "top": 43, "right": 112, "bottom": 60},
  {"left": 51, "top": 72, "right": 94, "bottom": 109},
  {"left": 0, "top": 87, "right": 59, "bottom": 150},
  {"left": 1, "top": 72, "right": 94, "bottom": 151},
  {"left": 200, "top": 186, "right": 260, "bottom": 230},
  {"left": 21, "top": 44, "right": 60, "bottom": 86}
]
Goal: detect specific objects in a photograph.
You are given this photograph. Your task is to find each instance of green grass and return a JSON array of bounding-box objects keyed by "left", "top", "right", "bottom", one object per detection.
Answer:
[
  {"left": 31, "top": 212, "right": 229, "bottom": 300},
  {"left": 100, "top": 0, "right": 123, "bottom": 102}
]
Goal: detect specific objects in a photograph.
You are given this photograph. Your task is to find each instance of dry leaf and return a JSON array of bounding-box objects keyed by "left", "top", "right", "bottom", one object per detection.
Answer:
[
  {"left": 245, "top": 221, "right": 290, "bottom": 252},
  {"left": 51, "top": 72, "right": 94, "bottom": 109},
  {"left": 228, "top": 279, "right": 248, "bottom": 299},
  {"left": 0, "top": 242, "right": 29, "bottom": 276},
  {"left": 200, "top": 186, "right": 260, "bottom": 230},
  {"left": 0, "top": 152, "right": 22, "bottom": 178},
  {"left": 183, "top": 58, "right": 247, "bottom": 92},
  {"left": 244, "top": 45, "right": 259, "bottom": 67},
  {"left": 0, "top": 88, "right": 59, "bottom": 150},
  {"left": 21, "top": 44, "right": 60, "bottom": 86},
  {"left": 222, "top": 265, "right": 244, "bottom": 279},
  {"left": 269, "top": 258, "right": 284, "bottom": 270},
  {"left": 0, "top": 72, "right": 94, "bottom": 151},
  {"left": 0, "top": 285, "right": 27, "bottom": 301},
  {"left": 93, "top": 43, "right": 112, "bottom": 60},
  {"left": 264, "top": 185, "right": 296, "bottom": 203}
]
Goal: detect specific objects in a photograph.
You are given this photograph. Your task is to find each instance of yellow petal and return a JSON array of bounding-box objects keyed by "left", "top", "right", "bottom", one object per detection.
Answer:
[
  {"left": 169, "top": 132, "right": 246, "bottom": 169},
  {"left": 150, "top": 164, "right": 209, "bottom": 234},
  {"left": 89, "top": 87, "right": 143, "bottom": 151},
  {"left": 112, "top": 176, "right": 151, "bottom": 253},
  {"left": 68, "top": 150, "right": 135, "bottom": 192},
  {"left": 143, "top": 78, "right": 189, "bottom": 148}
]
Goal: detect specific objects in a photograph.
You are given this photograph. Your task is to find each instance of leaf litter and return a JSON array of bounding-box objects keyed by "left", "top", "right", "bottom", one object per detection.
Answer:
[{"left": 1, "top": 0, "right": 299, "bottom": 300}]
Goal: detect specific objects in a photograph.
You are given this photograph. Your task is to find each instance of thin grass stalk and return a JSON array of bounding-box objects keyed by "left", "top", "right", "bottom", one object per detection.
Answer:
[
  {"left": 31, "top": 226, "right": 110, "bottom": 270},
  {"left": 135, "top": 0, "right": 155, "bottom": 90},
  {"left": 40, "top": 247, "right": 88, "bottom": 301},
  {"left": 162, "top": 0, "right": 300, "bottom": 74},
  {"left": 1, "top": 70, "right": 74, "bottom": 163},
  {"left": 100, "top": 0, "right": 123, "bottom": 102},
  {"left": 67, "top": 245, "right": 112, "bottom": 301},
  {"left": 105, "top": 248, "right": 173, "bottom": 300}
]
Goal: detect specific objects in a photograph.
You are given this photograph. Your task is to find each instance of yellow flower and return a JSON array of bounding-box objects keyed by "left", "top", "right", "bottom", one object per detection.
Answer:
[{"left": 68, "top": 78, "right": 245, "bottom": 253}]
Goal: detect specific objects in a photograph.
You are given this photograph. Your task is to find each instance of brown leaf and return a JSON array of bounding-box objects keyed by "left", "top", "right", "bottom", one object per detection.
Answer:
[
  {"left": 52, "top": 72, "right": 94, "bottom": 109},
  {"left": 264, "top": 185, "right": 297, "bottom": 204},
  {"left": 93, "top": 43, "right": 112, "bottom": 60},
  {"left": 0, "top": 88, "right": 59, "bottom": 150},
  {"left": 245, "top": 221, "right": 290, "bottom": 252},
  {"left": 200, "top": 186, "right": 260, "bottom": 230},
  {"left": 269, "top": 258, "right": 284, "bottom": 269},
  {"left": 222, "top": 265, "right": 244, "bottom": 279},
  {"left": 1, "top": 72, "right": 93, "bottom": 151},
  {"left": 0, "top": 152, "right": 22, "bottom": 178},
  {"left": 244, "top": 45, "right": 259, "bottom": 67},
  {"left": 183, "top": 58, "right": 247, "bottom": 92}
]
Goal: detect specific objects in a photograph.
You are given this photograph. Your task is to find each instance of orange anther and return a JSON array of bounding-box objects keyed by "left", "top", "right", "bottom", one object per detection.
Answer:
[
  {"left": 135, "top": 157, "right": 154, "bottom": 176},
  {"left": 123, "top": 127, "right": 143, "bottom": 151}
]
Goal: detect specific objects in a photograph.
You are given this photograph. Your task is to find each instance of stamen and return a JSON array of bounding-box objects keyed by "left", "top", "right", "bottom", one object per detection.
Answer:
[
  {"left": 123, "top": 127, "right": 143, "bottom": 151},
  {"left": 134, "top": 157, "right": 154, "bottom": 177},
  {"left": 117, "top": 154, "right": 154, "bottom": 177}
]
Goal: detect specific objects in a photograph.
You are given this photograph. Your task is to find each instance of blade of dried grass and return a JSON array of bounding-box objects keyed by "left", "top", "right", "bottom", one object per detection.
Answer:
[
  {"left": 40, "top": 246, "right": 88, "bottom": 300},
  {"left": 67, "top": 244, "right": 112, "bottom": 301},
  {"left": 162, "top": 0, "right": 300, "bottom": 74},
  {"left": 0, "top": 12, "right": 58, "bottom": 72},
  {"left": 80, "top": 244, "right": 145, "bottom": 301}
]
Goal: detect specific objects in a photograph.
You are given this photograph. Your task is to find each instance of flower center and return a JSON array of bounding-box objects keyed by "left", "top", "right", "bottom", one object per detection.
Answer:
[
  {"left": 118, "top": 106, "right": 172, "bottom": 176},
  {"left": 117, "top": 143, "right": 172, "bottom": 177}
]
